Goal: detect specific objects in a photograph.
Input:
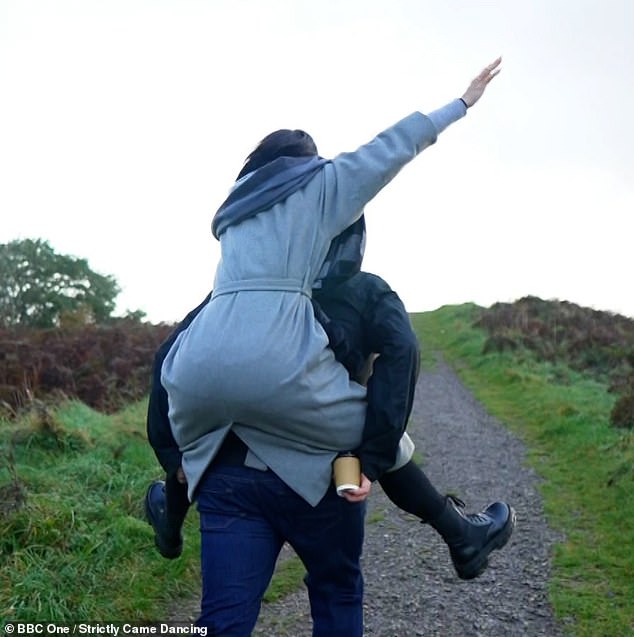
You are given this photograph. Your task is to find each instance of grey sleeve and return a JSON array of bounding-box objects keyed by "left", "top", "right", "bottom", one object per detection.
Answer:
[
  {"left": 425, "top": 98, "right": 468, "bottom": 135},
  {"left": 323, "top": 112, "right": 439, "bottom": 236}
]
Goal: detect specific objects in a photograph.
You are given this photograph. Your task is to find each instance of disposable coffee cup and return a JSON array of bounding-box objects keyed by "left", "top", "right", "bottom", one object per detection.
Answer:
[{"left": 333, "top": 454, "right": 361, "bottom": 496}]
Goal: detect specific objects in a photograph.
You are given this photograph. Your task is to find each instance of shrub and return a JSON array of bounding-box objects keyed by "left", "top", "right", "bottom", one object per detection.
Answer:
[{"left": 0, "top": 320, "right": 173, "bottom": 415}]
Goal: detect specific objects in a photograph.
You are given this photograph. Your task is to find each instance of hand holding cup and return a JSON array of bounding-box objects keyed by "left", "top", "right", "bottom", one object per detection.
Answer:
[{"left": 333, "top": 453, "right": 361, "bottom": 496}]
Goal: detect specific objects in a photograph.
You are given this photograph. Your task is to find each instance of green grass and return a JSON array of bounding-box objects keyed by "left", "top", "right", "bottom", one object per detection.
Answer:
[
  {"left": 3, "top": 303, "right": 633, "bottom": 632},
  {"left": 0, "top": 400, "right": 200, "bottom": 621},
  {"left": 262, "top": 556, "right": 306, "bottom": 604},
  {"left": 366, "top": 510, "right": 386, "bottom": 524},
  {"left": 411, "top": 304, "right": 634, "bottom": 637}
]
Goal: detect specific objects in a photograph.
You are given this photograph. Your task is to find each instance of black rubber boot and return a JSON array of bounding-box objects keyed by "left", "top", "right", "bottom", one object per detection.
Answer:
[
  {"left": 144, "top": 480, "right": 184, "bottom": 559},
  {"left": 429, "top": 495, "right": 516, "bottom": 580}
]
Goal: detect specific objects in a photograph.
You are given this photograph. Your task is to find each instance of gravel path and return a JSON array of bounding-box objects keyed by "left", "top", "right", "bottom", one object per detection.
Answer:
[{"left": 170, "top": 358, "right": 564, "bottom": 636}]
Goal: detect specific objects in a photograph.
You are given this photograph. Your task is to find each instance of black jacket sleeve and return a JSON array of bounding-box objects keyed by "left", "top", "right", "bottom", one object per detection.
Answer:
[
  {"left": 146, "top": 293, "right": 212, "bottom": 476},
  {"left": 354, "top": 289, "right": 420, "bottom": 481}
]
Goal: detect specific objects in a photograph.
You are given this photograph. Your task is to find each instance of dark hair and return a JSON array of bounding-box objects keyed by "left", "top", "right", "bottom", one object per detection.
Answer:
[{"left": 237, "top": 129, "right": 318, "bottom": 180}]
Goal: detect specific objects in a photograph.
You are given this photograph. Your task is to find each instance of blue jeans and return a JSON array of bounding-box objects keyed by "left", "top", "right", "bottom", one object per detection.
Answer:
[{"left": 195, "top": 463, "right": 366, "bottom": 636}]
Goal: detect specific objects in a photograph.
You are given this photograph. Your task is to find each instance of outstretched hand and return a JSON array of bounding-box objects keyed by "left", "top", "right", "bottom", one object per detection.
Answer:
[{"left": 461, "top": 57, "right": 502, "bottom": 108}]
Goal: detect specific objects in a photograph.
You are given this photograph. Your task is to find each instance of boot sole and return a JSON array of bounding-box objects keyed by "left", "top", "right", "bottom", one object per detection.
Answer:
[{"left": 455, "top": 505, "right": 516, "bottom": 580}]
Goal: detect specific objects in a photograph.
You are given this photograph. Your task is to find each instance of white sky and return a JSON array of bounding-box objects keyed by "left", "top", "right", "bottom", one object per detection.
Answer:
[{"left": 1, "top": 0, "right": 632, "bottom": 323}]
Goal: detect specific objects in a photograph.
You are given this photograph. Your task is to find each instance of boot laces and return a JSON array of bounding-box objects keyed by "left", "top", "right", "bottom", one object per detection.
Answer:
[{"left": 448, "top": 494, "right": 492, "bottom": 527}]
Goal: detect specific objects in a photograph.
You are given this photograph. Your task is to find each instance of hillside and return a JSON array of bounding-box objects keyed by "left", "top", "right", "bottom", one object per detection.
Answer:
[
  {"left": 1, "top": 296, "right": 632, "bottom": 428},
  {"left": 474, "top": 296, "right": 634, "bottom": 429}
]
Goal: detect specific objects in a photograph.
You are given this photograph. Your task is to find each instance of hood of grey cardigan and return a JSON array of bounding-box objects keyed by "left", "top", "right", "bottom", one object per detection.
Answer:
[{"left": 211, "top": 154, "right": 367, "bottom": 287}]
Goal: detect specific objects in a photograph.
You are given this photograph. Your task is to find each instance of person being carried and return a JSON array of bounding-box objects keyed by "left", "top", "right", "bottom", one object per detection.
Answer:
[{"left": 155, "top": 57, "right": 503, "bottom": 634}]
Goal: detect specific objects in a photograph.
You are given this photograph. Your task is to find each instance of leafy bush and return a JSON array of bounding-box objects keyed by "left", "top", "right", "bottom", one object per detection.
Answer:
[{"left": 0, "top": 320, "right": 173, "bottom": 415}]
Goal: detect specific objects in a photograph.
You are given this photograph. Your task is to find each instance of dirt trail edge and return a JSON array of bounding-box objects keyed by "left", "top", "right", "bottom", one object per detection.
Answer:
[{"left": 172, "top": 357, "right": 565, "bottom": 637}]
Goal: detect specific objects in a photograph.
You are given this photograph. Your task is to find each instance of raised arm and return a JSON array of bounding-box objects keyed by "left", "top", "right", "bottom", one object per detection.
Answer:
[{"left": 321, "top": 57, "right": 503, "bottom": 237}]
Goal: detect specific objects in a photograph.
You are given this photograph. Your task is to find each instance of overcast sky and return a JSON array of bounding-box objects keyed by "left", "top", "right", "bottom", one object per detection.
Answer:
[{"left": 1, "top": 0, "right": 632, "bottom": 323}]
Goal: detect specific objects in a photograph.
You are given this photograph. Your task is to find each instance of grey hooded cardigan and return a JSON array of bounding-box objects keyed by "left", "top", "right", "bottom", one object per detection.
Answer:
[{"left": 161, "top": 100, "right": 467, "bottom": 506}]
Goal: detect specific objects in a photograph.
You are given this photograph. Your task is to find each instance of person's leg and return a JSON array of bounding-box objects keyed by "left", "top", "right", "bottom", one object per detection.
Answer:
[
  {"left": 379, "top": 460, "right": 515, "bottom": 580},
  {"left": 165, "top": 470, "right": 190, "bottom": 531},
  {"left": 145, "top": 472, "right": 189, "bottom": 559},
  {"left": 280, "top": 484, "right": 366, "bottom": 637},
  {"left": 378, "top": 460, "right": 446, "bottom": 520},
  {"left": 195, "top": 464, "right": 284, "bottom": 635},
  {"left": 361, "top": 296, "right": 515, "bottom": 579}
]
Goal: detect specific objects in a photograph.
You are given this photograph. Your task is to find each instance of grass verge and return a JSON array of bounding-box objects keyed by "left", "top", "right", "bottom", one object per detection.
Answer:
[
  {"left": 411, "top": 304, "right": 634, "bottom": 637},
  {"left": 0, "top": 400, "right": 200, "bottom": 621}
]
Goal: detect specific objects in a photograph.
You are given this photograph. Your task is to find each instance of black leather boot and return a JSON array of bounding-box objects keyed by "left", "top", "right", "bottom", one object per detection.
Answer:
[
  {"left": 144, "top": 480, "right": 184, "bottom": 559},
  {"left": 429, "top": 495, "right": 516, "bottom": 580}
]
